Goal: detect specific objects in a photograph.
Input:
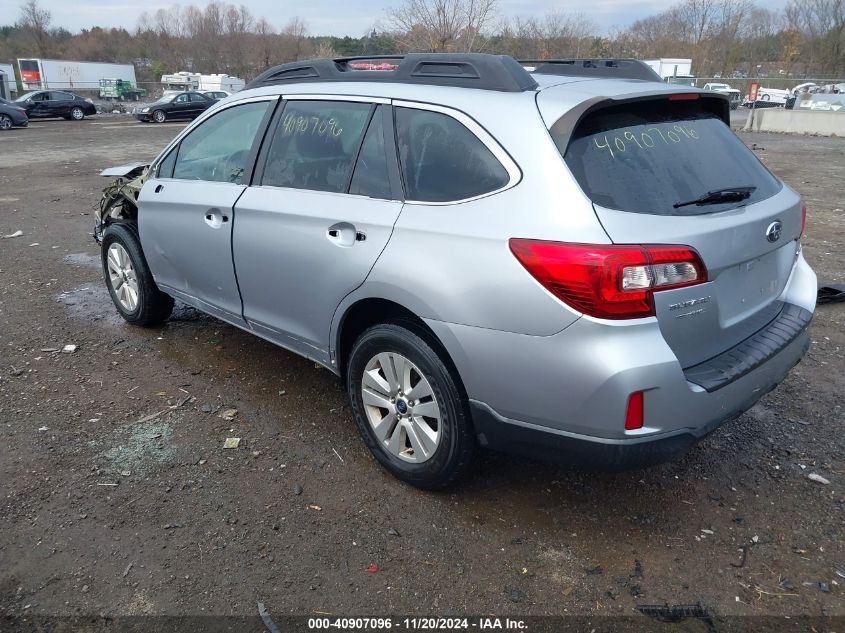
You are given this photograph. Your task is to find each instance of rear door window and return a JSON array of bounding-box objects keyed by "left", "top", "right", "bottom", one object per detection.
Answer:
[
  {"left": 395, "top": 107, "right": 509, "bottom": 202},
  {"left": 262, "top": 100, "right": 372, "bottom": 193},
  {"left": 558, "top": 99, "right": 781, "bottom": 215}
]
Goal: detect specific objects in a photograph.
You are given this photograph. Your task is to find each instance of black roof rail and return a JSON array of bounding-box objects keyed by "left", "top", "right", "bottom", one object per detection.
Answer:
[
  {"left": 246, "top": 54, "right": 539, "bottom": 93},
  {"left": 521, "top": 59, "right": 662, "bottom": 82}
]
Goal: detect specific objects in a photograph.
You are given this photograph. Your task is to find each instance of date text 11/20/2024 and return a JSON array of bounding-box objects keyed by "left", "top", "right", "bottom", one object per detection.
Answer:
[{"left": 307, "top": 617, "right": 528, "bottom": 630}]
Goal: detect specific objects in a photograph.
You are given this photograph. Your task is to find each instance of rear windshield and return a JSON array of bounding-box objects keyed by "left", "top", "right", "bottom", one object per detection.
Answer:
[{"left": 558, "top": 100, "right": 781, "bottom": 215}]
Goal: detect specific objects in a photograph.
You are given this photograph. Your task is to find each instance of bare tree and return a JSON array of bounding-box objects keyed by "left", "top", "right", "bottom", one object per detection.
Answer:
[
  {"left": 253, "top": 18, "right": 277, "bottom": 71},
  {"left": 386, "top": 0, "right": 499, "bottom": 52},
  {"left": 785, "top": 0, "right": 845, "bottom": 75},
  {"left": 279, "top": 17, "right": 310, "bottom": 61},
  {"left": 499, "top": 12, "right": 597, "bottom": 59},
  {"left": 17, "top": 0, "right": 52, "bottom": 56}
]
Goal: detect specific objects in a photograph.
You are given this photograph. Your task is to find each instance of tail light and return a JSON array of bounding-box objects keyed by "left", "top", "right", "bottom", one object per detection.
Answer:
[
  {"left": 509, "top": 240, "right": 707, "bottom": 319},
  {"left": 800, "top": 204, "right": 807, "bottom": 239}
]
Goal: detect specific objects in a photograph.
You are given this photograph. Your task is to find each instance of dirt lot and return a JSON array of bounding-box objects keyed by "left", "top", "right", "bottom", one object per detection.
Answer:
[{"left": 0, "top": 115, "right": 843, "bottom": 624}]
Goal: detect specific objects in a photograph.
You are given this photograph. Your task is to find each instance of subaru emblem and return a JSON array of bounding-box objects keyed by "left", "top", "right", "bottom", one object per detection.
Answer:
[{"left": 765, "top": 220, "right": 782, "bottom": 243}]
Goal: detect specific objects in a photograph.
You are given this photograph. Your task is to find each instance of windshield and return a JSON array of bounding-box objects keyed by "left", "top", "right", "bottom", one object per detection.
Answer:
[
  {"left": 557, "top": 99, "right": 782, "bottom": 216},
  {"left": 14, "top": 93, "right": 33, "bottom": 102}
]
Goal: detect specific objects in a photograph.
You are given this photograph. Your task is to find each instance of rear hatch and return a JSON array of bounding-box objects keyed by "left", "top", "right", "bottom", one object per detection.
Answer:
[{"left": 550, "top": 94, "right": 802, "bottom": 367}]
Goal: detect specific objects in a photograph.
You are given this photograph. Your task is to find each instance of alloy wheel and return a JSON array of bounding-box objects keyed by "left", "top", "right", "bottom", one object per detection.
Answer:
[
  {"left": 0, "top": 115, "right": 11, "bottom": 130},
  {"left": 106, "top": 243, "right": 139, "bottom": 312},
  {"left": 71, "top": 107, "right": 84, "bottom": 120},
  {"left": 361, "top": 352, "right": 442, "bottom": 463}
]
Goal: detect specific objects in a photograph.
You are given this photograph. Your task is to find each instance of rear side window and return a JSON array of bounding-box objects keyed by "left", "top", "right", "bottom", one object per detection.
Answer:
[
  {"left": 395, "top": 107, "right": 509, "bottom": 202},
  {"left": 172, "top": 101, "right": 270, "bottom": 184},
  {"left": 559, "top": 100, "right": 781, "bottom": 215},
  {"left": 262, "top": 100, "right": 372, "bottom": 193}
]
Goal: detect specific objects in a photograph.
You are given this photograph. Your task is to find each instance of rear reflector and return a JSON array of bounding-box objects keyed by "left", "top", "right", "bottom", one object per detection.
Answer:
[
  {"left": 509, "top": 240, "right": 707, "bottom": 319},
  {"left": 625, "top": 391, "right": 644, "bottom": 430},
  {"left": 668, "top": 93, "right": 700, "bottom": 101}
]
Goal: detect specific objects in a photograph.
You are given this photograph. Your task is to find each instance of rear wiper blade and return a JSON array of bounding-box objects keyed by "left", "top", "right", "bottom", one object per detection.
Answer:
[{"left": 673, "top": 186, "right": 756, "bottom": 209}]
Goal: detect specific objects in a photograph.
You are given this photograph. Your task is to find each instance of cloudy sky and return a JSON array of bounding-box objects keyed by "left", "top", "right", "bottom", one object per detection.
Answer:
[{"left": 34, "top": 0, "right": 790, "bottom": 36}]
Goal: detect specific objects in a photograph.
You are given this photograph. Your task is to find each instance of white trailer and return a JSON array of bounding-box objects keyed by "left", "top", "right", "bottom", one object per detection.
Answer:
[
  {"left": 17, "top": 58, "right": 136, "bottom": 92},
  {"left": 0, "top": 63, "right": 16, "bottom": 99},
  {"left": 161, "top": 72, "right": 201, "bottom": 94},
  {"left": 200, "top": 74, "right": 245, "bottom": 93},
  {"left": 643, "top": 58, "right": 693, "bottom": 81},
  {"left": 161, "top": 71, "right": 244, "bottom": 95}
]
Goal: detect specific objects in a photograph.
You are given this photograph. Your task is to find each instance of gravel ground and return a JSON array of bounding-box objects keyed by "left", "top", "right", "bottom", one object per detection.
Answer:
[{"left": 0, "top": 116, "right": 842, "bottom": 623}]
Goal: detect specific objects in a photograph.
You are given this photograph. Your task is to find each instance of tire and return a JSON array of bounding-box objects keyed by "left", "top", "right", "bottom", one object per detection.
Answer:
[
  {"left": 0, "top": 114, "right": 11, "bottom": 130},
  {"left": 70, "top": 106, "right": 85, "bottom": 120},
  {"left": 101, "top": 223, "right": 174, "bottom": 326},
  {"left": 152, "top": 109, "right": 166, "bottom": 123},
  {"left": 346, "top": 322, "right": 475, "bottom": 489}
]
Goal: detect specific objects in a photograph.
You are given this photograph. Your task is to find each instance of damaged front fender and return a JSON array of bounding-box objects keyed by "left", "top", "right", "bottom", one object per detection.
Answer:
[{"left": 94, "top": 162, "right": 150, "bottom": 243}]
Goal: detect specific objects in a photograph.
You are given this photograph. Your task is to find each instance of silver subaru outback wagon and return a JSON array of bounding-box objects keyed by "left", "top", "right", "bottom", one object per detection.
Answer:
[{"left": 96, "top": 55, "right": 816, "bottom": 489}]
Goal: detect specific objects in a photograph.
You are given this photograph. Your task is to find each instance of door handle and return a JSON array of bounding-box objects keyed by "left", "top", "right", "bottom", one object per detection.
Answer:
[
  {"left": 204, "top": 209, "right": 227, "bottom": 229},
  {"left": 155, "top": 184, "right": 164, "bottom": 193},
  {"left": 326, "top": 222, "right": 359, "bottom": 247}
]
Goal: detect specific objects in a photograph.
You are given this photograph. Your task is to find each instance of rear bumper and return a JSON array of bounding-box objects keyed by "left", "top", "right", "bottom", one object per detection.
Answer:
[
  {"left": 470, "top": 329, "right": 809, "bottom": 470},
  {"left": 426, "top": 252, "right": 816, "bottom": 469}
]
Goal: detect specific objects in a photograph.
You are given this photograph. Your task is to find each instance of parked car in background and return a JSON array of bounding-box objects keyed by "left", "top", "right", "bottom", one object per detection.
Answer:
[
  {"left": 202, "top": 90, "right": 232, "bottom": 100},
  {"left": 756, "top": 87, "right": 790, "bottom": 104},
  {"left": 14, "top": 90, "right": 96, "bottom": 120},
  {"left": 134, "top": 92, "right": 215, "bottom": 123},
  {"left": 0, "top": 97, "right": 29, "bottom": 129},
  {"left": 702, "top": 82, "right": 741, "bottom": 109},
  {"left": 96, "top": 54, "right": 815, "bottom": 489},
  {"left": 791, "top": 82, "right": 819, "bottom": 96}
]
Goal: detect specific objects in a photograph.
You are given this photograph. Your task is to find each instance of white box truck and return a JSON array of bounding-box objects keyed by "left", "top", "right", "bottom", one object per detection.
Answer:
[
  {"left": 643, "top": 58, "right": 693, "bottom": 82},
  {"left": 17, "top": 58, "right": 137, "bottom": 92}
]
